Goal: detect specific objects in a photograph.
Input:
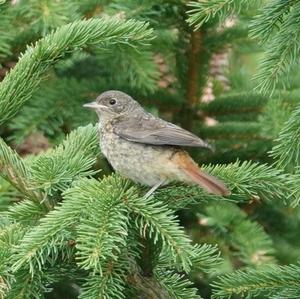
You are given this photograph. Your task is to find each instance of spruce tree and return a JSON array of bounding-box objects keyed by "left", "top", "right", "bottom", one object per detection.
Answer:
[{"left": 0, "top": 1, "right": 300, "bottom": 298}]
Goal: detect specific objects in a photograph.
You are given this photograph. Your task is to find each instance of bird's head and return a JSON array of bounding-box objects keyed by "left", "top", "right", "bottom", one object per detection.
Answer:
[{"left": 83, "top": 90, "right": 140, "bottom": 120}]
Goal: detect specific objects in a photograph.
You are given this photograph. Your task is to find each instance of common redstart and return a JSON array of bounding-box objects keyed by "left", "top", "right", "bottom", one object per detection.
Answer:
[{"left": 84, "top": 90, "right": 230, "bottom": 197}]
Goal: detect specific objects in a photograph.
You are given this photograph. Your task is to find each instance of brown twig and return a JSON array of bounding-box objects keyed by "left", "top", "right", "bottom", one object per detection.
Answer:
[
  {"left": 187, "top": 30, "right": 202, "bottom": 107},
  {"left": 181, "top": 30, "right": 202, "bottom": 130}
]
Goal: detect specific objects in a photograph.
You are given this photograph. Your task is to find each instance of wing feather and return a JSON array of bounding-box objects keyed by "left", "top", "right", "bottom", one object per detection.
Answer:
[{"left": 114, "top": 116, "right": 211, "bottom": 149}]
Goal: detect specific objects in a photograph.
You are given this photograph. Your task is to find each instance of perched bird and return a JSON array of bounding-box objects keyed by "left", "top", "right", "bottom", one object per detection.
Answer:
[{"left": 84, "top": 90, "right": 230, "bottom": 196}]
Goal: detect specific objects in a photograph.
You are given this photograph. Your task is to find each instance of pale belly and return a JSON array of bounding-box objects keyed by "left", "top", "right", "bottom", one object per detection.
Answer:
[{"left": 100, "top": 131, "right": 183, "bottom": 186}]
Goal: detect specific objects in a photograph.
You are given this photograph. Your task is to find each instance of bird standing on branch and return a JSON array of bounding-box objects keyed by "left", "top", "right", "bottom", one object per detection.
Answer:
[{"left": 84, "top": 90, "right": 230, "bottom": 197}]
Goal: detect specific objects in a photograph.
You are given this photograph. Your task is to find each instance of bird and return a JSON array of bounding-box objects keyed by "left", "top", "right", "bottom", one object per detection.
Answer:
[{"left": 84, "top": 90, "right": 230, "bottom": 197}]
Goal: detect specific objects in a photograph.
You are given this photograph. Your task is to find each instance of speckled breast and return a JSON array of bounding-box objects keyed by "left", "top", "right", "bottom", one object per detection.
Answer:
[{"left": 98, "top": 122, "right": 180, "bottom": 186}]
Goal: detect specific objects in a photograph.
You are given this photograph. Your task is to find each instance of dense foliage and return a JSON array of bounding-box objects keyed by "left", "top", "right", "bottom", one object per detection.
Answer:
[{"left": 1, "top": 0, "right": 300, "bottom": 298}]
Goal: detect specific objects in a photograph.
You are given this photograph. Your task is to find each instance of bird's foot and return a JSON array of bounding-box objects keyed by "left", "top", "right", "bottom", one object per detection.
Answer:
[{"left": 144, "top": 180, "right": 166, "bottom": 199}]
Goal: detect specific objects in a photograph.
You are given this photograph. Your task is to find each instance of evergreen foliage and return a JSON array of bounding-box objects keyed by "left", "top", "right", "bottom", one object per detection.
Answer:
[
  {"left": 0, "top": 17, "right": 153, "bottom": 125},
  {"left": 212, "top": 263, "right": 300, "bottom": 299},
  {"left": 250, "top": 0, "right": 300, "bottom": 92},
  {"left": 187, "top": 0, "right": 257, "bottom": 29},
  {"left": 271, "top": 105, "right": 300, "bottom": 171},
  {"left": 0, "top": 0, "right": 300, "bottom": 298}
]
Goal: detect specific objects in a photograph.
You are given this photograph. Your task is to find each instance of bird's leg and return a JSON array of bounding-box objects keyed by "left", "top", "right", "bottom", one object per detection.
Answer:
[{"left": 144, "top": 180, "right": 166, "bottom": 199}]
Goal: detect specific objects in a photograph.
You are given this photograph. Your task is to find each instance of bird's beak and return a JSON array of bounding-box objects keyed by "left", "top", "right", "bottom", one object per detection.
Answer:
[{"left": 83, "top": 101, "right": 99, "bottom": 109}]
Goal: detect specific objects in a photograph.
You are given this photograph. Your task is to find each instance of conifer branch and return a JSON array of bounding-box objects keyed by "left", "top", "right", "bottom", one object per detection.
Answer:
[
  {"left": 200, "top": 93, "right": 266, "bottom": 116},
  {"left": 0, "top": 138, "right": 46, "bottom": 207},
  {"left": 212, "top": 263, "right": 300, "bottom": 299},
  {"left": 201, "top": 202, "right": 275, "bottom": 266},
  {"left": 30, "top": 125, "right": 99, "bottom": 195},
  {"left": 5, "top": 200, "right": 46, "bottom": 224},
  {"left": 16, "top": 0, "right": 80, "bottom": 35},
  {"left": 271, "top": 104, "right": 300, "bottom": 172},
  {"left": 0, "top": 3, "right": 14, "bottom": 59},
  {"left": 270, "top": 288, "right": 300, "bottom": 299},
  {"left": 155, "top": 270, "right": 202, "bottom": 299},
  {"left": 8, "top": 78, "right": 99, "bottom": 144},
  {"left": 76, "top": 177, "right": 133, "bottom": 273},
  {"left": 0, "top": 221, "right": 27, "bottom": 298},
  {"left": 187, "top": 0, "right": 255, "bottom": 29},
  {"left": 250, "top": 0, "right": 296, "bottom": 43},
  {"left": 199, "top": 122, "right": 264, "bottom": 140},
  {"left": 126, "top": 195, "right": 194, "bottom": 273},
  {"left": 156, "top": 243, "right": 222, "bottom": 275},
  {"left": 79, "top": 256, "right": 129, "bottom": 299},
  {"left": 6, "top": 268, "right": 45, "bottom": 299},
  {"left": 7, "top": 263, "right": 79, "bottom": 299},
  {"left": 254, "top": 1, "right": 300, "bottom": 92},
  {"left": 205, "top": 24, "right": 249, "bottom": 52},
  {"left": 190, "top": 244, "right": 222, "bottom": 273},
  {"left": 153, "top": 184, "right": 218, "bottom": 210},
  {"left": 10, "top": 178, "right": 102, "bottom": 274},
  {"left": 94, "top": 44, "right": 159, "bottom": 93},
  {"left": 0, "top": 17, "right": 153, "bottom": 124}
]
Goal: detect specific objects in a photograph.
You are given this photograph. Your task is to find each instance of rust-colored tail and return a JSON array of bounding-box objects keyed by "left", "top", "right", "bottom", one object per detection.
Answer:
[{"left": 174, "top": 152, "right": 230, "bottom": 196}]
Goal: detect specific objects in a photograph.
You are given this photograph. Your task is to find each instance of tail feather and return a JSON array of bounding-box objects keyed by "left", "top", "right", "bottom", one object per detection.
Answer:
[
  {"left": 174, "top": 151, "right": 230, "bottom": 196},
  {"left": 184, "top": 165, "right": 230, "bottom": 196}
]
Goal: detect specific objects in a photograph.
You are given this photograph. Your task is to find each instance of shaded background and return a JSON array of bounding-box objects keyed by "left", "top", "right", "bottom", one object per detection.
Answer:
[{"left": 1, "top": 1, "right": 300, "bottom": 298}]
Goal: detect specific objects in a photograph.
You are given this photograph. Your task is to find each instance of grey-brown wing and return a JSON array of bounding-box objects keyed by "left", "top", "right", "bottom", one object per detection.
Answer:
[{"left": 114, "top": 117, "right": 211, "bottom": 148}]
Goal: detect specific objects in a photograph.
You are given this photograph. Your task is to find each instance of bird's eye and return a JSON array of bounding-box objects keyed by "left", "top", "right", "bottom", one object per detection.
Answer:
[{"left": 109, "top": 99, "right": 116, "bottom": 105}]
